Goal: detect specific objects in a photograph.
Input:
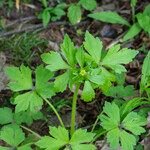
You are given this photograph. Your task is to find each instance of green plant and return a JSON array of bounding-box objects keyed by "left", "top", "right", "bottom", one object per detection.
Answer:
[
  {"left": 67, "top": 0, "right": 97, "bottom": 25},
  {"left": 39, "top": 0, "right": 66, "bottom": 27},
  {"left": 1, "top": 32, "right": 147, "bottom": 150},
  {"left": 41, "top": 31, "right": 138, "bottom": 135},
  {"left": 0, "top": 124, "right": 32, "bottom": 150},
  {"left": 88, "top": 3, "right": 150, "bottom": 41},
  {"left": 99, "top": 102, "right": 147, "bottom": 150}
]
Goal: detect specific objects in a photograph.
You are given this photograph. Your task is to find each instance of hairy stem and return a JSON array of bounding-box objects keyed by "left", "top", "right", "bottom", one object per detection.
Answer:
[
  {"left": 70, "top": 84, "right": 80, "bottom": 136},
  {"left": 20, "top": 125, "right": 41, "bottom": 139},
  {"left": 43, "top": 97, "right": 65, "bottom": 127}
]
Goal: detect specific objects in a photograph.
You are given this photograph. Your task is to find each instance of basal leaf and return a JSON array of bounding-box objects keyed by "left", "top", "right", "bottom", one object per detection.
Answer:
[
  {"left": 0, "top": 107, "right": 13, "bottom": 125},
  {"left": 84, "top": 31, "right": 102, "bottom": 64},
  {"left": 71, "top": 144, "right": 96, "bottom": 150},
  {"left": 70, "top": 129, "right": 95, "bottom": 144},
  {"left": 18, "top": 145, "right": 32, "bottom": 150},
  {"left": 88, "top": 12, "right": 130, "bottom": 26},
  {"left": 36, "top": 127, "right": 95, "bottom": 150},
  {"left": 0, "top": 124, "right": 25, "bottom": 147},
  {"left": 100, "top": 102, "right": 147, "bottom": 150},
  {"left": 119, "top": 130, "right": 136, "bottom": 150},
  {"left": 49, "top": 126, "right": 69, "bottom": 142},
  {"left": 14, "top": 92, "right": 43, "bottom": 113},
  {"left": 36, "top": 136, "right": 66, "bottom": 150},
  {"left": 100, "top": 102, "right": 120, "bottom": 130},
  {"left": 107, "top": 128, "right": 120, "bottom": 149},
  {"left": 36, "top": 126, "right": 69, "bottom": 150},
  {"left": 5, "top": 65, "right": 32, "bottom": 92},
  {"left": 67, "top": 4, "right": 81, "bottom": 25},
  {"left": 123, "top": 112, "right": 147, "bottom": 135}
]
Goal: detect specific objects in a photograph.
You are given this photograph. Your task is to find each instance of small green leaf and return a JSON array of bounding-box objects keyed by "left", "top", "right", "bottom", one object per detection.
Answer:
[
  {"left": 5, "top": 65, "right": 32, "bottom": 92},
  {"left": 81, "top": 81, "right": 95, "bottom": 102},
  {"left": 136, "top": 13, "right": 150, "bottom": 35},
  {"left": 54, "top": 72, "right": 69, "bottom": 92},
  {"left": 42, "top": 9, "right": 51, "bottom": 27},
  {"left": 123, "top": 23, "right": 142, "bottom": 41},
  {"left": 70, "top": 129, "right": 95, "bottom": 144},
  {"left": 67, "top": 4, "right": 82, "bottom": 25},
  {"left": 84, "top": 31, "right": 102, "bottom": 64},
  {"left": 88, "top": 12, "right": 130, "bottom": 26},
  {"left": 79, "top": 0, "right": 97, "bottom": 11},
  {"left": 41, "top": 52, "right": 69, "bottom": 71},
  {"left": 0, "top": 107, "right": 13, "bottom": 125},
  {"left": 36, "top": 126, "right": 95, "bottom": 150},
  {"left": 0, "top": 124, "right": 25, "bottom": 147}
]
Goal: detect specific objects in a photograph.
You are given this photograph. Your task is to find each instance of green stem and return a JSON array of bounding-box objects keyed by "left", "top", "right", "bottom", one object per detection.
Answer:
[
  {"left": 20, "top": 125, "right": 41, "bottom": 139},
  {"left": 91, "top": 111, "right": 103, "bottom": 132},
  {"left": 43, "top": 97, "right": 65, "bottom": 127},
  {"left": 91, "top": 117, "right": 99, "bottom": 132},
  {"left": 70, "top": 84, "right": 80, "bottom": 136}
]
